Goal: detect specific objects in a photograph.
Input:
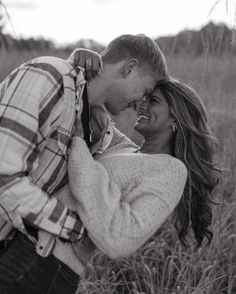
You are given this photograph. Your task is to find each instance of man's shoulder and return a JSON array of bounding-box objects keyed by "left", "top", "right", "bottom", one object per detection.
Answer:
[{"left": 25, "top": 56, "right": 76, "bottom": 79}]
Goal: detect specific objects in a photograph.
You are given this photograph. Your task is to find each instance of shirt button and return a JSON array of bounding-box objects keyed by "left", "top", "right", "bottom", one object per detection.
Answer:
[
  {"left": 106, "top": 131, "right": 110, "bottom": 134},
  {"left": 39, "top": 246, "right": 43, "bottom": 250}
]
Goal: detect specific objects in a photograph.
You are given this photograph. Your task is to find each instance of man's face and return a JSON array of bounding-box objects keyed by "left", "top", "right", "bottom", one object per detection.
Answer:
[{"left": 104, "top": 66, "right": 157, "bottom": 116}]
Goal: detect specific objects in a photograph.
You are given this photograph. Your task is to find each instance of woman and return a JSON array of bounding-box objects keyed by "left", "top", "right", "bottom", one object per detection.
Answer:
[{"left": 53, "top": 76, "right": 221, "bottom": 275}]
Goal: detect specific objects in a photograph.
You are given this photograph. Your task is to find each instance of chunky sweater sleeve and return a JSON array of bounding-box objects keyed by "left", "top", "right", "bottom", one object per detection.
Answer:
[{"left": 68, "top": 137, "right": 187, "bottom": 259}]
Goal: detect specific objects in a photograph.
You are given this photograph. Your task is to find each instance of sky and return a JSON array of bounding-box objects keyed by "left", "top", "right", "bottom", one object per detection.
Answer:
[{"left": 2, "top": 0, "right": 236, "bottom": 45}]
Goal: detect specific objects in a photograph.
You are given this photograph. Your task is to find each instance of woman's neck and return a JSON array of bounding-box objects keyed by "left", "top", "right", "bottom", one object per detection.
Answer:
[{"left": 139, "top": 137, "right": 173, "bottom": 155}]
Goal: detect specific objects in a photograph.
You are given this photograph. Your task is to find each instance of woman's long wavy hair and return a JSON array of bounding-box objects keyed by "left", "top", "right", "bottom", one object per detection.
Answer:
[{"left": 158, "top": 78, "right": 221, "bottom": 247}]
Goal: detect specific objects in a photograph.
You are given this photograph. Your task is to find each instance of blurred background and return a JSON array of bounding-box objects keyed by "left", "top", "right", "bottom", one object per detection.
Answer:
[
  {"left": 0, "top": 1, "right": 236, "bottom": 293},
  {"left": 1, "top": 0, "right": 236, "bottom": 144}
]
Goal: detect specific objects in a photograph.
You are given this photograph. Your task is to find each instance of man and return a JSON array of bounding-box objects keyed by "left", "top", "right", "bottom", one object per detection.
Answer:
[{"left": 0, "top": 34, "right": 167, "bottom": 293}]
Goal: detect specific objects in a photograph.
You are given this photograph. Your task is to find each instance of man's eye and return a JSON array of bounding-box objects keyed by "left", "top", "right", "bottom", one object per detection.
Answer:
[{"left": 144, "top": 90, "right": 150, "bottom": 98}]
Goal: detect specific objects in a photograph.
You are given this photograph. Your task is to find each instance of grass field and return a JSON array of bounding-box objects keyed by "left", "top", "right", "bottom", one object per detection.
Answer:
[{"left": 1, "top": 48, "right": 236, "bottom": 293}]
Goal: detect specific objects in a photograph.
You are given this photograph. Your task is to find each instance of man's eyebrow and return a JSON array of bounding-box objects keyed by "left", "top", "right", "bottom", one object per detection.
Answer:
[
  {"left": 144, "top": 88, "right": 152, "bottom": 96},
  {"left": 143, "top": 89, "right": 148, "bottom": 97}
]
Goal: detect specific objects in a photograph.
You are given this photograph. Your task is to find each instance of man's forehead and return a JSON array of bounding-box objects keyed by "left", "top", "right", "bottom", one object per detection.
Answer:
[
  {"left": 152, "top": 70, "right": 162, "bottom": 83},
  {"left": 141, "top": 67, "right": 159, "bottom": 84},
  {"left": 149, "top": 75, "right": 158, "bottom": 89}
]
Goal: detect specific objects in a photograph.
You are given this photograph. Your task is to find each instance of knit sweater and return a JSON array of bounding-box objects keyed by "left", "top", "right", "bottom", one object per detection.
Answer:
[
  {"left": 66, "top": 137, "right": 187, "bottom": 260},
  {"left": 52, "top": 114, "right": 140, "bottom": 274}
]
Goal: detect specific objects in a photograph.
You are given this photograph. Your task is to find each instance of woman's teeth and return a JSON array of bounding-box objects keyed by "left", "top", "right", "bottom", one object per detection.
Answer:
[{"left": 138, "top": 114, "right": 150, "bottom": 120}]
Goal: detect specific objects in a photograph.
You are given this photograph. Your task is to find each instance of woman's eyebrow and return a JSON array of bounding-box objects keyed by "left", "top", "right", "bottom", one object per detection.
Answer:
[{"left": 150, "top": 94, "right": 163, "bottom": 100}]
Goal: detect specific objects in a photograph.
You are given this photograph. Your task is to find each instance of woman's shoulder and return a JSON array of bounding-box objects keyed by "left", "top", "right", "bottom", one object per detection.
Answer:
[
  {"left": 146, "top": 155, "right": 187, "bottom": 201},
  {"left": 150, "top": 154, "right": 187, "bottom": 179},
  {"left": 164, "top": 154, "right": 187, "bottom": 171}
]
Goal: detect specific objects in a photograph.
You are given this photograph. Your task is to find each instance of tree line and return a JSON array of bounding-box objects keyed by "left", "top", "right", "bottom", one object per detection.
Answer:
[{"left": 0, "top": 3, "right": 235, "bottom": 56}]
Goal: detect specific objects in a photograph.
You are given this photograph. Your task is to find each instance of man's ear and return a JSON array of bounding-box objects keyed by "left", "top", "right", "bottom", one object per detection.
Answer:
[{"left": 121, "top": 59, "right": 139, "bottom": 78}]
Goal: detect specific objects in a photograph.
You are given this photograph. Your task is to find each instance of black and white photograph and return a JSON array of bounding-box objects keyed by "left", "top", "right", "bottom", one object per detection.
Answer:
[{"left": 0, "top": 0, "right": 235, "bottom": 293}]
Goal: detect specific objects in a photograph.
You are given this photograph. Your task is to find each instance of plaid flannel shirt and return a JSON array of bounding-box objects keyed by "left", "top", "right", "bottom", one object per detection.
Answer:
[{"left": 0, "top": 56, "right": 87, "bottom": 254}]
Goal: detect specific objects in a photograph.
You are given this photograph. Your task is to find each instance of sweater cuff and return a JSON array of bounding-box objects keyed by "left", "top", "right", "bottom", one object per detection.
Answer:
[
  {"left": 71, "top": 136, "right": 86, "bottom": 150},
  {"left": 71, "top": 136, "right": 92, "bottom": 159}
]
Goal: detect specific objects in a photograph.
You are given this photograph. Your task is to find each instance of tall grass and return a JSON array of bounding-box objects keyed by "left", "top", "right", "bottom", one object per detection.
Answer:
[{"left": 0, "top": 49, "right": 235, "bottom": 293}]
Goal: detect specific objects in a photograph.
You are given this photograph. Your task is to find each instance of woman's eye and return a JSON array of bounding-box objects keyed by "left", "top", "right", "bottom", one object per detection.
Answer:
[{"left": 150, "top": 98, "right": 159, "bottom": 103}]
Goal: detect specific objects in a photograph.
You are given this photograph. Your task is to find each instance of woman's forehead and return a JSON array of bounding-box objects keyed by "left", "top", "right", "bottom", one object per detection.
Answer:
[{"left": 151, "top": 87, "right": 167, "bottom": 102}]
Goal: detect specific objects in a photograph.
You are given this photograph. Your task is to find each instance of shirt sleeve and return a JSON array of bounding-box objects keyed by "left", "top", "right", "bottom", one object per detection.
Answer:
[
  {"left": 0, "top": 64, "right": 83, "bottom": 242},
  {"left": 69, "top": 137, "right": 187, "bottom": 258}
]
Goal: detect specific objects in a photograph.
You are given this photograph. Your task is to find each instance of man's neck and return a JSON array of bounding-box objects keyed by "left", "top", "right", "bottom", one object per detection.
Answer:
[{"left": 87, "top": 78, "right": 105, "bottom": 106}]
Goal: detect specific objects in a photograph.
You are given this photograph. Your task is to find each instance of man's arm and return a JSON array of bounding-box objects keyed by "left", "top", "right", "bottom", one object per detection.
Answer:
[
  {"left": 68, "top": 48, "right": 139, "bottom": 151},
  {"left": 0, "top": 60, "right": 83, "bottom": 241}
]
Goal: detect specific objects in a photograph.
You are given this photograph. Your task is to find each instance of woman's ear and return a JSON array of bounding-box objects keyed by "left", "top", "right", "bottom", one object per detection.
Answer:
[{"left": 121, "top": 59, "right": 139, "bottom": 78}]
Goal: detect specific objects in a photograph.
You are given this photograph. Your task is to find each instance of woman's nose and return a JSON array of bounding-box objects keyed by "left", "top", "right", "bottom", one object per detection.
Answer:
[{"left": 139, "top": 99, "right": 149, "bottom": 110}]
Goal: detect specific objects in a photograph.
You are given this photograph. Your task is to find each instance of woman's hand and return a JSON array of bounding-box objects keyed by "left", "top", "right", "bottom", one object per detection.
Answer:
[{"left": 68, "top": 48, "right": 103, "bottom": 80}]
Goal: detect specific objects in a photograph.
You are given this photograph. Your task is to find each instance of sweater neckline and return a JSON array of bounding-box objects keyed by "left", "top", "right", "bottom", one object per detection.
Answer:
[{"left": 134, "top": 149, "right": 172, "bottom": 157}]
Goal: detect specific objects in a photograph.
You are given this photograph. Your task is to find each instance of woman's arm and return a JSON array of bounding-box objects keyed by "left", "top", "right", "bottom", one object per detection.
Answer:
[
  {"left": 69, "top": 137, "right": 187, "bottom": 258},
  {"left": 68, "top": 48, "right": 103, "bottom": 80}
]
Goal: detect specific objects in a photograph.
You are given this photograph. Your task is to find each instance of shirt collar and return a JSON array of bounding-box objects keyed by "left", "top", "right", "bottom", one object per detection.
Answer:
[{"left": 89, "top": 105, "right": 114, "bottom": 155}]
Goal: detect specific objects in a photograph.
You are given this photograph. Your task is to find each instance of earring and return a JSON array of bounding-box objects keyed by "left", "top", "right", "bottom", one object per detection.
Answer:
[{"left": 171, "top": 125, "right": 177, "bottom": 132}]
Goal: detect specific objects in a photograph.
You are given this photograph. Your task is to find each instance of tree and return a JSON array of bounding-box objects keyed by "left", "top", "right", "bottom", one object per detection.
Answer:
[{"left": 0, "top": 2, "right": 5, "bottom": 34}]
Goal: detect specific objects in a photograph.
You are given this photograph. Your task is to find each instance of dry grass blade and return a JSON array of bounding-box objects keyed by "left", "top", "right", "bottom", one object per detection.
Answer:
[
  {"left": 0, "top": 0, "right": 17, "bottom": 36},
  {"left": 207, "top": 0, "right": 221, "bottom": 17}
]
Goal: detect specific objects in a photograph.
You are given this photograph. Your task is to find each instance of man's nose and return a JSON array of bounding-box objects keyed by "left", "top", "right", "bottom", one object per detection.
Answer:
[
  {"left": 127, "top": 101, "right": 140, "bottom": 111},
  {"left": 134, "top": 100, "right": 144, "bottom": 111}
]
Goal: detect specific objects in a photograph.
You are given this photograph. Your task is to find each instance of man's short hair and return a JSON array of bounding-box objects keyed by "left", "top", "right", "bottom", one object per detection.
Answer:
[{"left": 101, "top": 34, "right": 168, "bottom": 80}]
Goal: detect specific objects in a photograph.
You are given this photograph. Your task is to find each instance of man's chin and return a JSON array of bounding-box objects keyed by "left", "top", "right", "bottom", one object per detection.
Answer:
[
  {"left": 104, "top": 103, "right": 119, "bottom": 116},
  {"left": 108, "top": 109, "right": 120, "bottom": 116}
]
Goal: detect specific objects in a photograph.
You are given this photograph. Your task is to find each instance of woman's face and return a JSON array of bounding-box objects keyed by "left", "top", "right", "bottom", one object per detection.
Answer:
[{"left": 134, "top": 87, "right": 173, "bottom": 138}]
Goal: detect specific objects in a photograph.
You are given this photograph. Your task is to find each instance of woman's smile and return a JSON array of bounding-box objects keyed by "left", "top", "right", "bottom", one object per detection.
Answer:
[{"left": 137, "top": 111, "right": 151, "bottom": 121}]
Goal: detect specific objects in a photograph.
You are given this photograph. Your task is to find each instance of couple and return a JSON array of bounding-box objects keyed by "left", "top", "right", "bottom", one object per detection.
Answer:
[{"left": 0, "top": 34, "right": 220, "bottom": 293}]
